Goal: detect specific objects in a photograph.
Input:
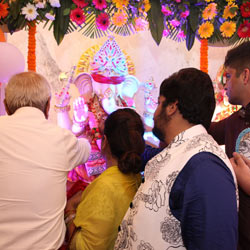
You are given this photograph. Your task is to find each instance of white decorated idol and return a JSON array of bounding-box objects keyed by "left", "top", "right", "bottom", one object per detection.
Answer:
[{"left": 55, "top": 36, "right": 140, "bottom": 183}]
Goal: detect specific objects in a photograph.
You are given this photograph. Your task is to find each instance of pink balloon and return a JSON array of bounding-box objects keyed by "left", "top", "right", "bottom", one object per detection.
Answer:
[{"left": 0, "top": 42, "right": 25, "bottom": 83}]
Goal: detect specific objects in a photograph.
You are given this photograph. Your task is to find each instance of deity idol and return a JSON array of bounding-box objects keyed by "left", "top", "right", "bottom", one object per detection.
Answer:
[{"left": 54, "top": 36, "right": 140, "bottom": 183}]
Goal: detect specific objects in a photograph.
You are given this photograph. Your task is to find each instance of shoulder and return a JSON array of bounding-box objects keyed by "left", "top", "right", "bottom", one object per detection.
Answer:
[{"left": 177, "top": 152, "right": 234, "bottom": 187}]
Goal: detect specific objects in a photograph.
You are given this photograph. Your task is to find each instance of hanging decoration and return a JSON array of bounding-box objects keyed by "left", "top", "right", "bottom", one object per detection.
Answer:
[
  {"left": 0, "top": 28, "right": 5, "bottom": 42},
  {"left": 200, "top": 39, "right": 208, "bottom": 74},
  {"left": 0, "top": 1, "right": 249, "bottom": 50},
  {"left": 27, "top": 22, "right": 36, "bottom": 72}
]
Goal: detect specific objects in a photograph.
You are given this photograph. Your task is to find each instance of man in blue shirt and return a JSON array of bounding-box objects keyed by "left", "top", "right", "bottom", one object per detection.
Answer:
[{"left": 115, "top": 68, "right": 238, "bottom": 250}]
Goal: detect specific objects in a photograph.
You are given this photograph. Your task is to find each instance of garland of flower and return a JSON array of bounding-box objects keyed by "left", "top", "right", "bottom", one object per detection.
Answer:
[
  {"left": 0, "top": 28, "right": 6, "bottom": 42},
  {"left": 200, "top": 39, "right": 208, "bottom": 74},
  {"left": 0, "top": 28, "right": 5, "bottom": 88},
  {"left": 28, "top": 22, "right": 36, "bottom": 72}
]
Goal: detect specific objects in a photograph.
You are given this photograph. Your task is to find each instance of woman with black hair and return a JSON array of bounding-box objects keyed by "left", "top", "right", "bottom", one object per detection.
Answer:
[{"left": 66, "top": 108, "right": 145, "bottom": 250}]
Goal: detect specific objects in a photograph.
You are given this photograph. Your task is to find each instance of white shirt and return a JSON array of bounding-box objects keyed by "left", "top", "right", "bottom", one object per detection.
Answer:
[{"left": 0, "top": 107, "right": 90, "bottom": 250}]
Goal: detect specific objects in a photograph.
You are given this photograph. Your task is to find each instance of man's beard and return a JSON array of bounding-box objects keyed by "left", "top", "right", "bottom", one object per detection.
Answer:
[
  {"left": 152, "top": 111, "right": 170, "bottom": 142},
  {"left": 152, "top": 126, "right": 165, "bottom": 142}
]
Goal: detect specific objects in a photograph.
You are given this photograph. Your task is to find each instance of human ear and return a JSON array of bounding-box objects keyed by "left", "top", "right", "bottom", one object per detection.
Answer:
[
  {"left": 101, "top": 135, "right": 108, "bottom": 153},
  {"left": 3, "top": 99, "right": 11, "bottom": 115},
  {"left": 243, "top": 68, "right": 250, "bottom": 85},
  {"left": 166, "top": 101, "right": 178, "bottom": 116},
  {"left": 45, "top": 97, "right": 51, "bottom": 119}
]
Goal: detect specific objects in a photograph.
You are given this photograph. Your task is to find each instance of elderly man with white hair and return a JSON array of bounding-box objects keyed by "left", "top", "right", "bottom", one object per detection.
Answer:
[{"left": 0, "top": 71, "right": 90, "bottom": 250}]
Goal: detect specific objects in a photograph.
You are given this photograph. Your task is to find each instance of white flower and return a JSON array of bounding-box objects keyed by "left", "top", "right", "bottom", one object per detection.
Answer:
[
  {"left": 49, "top": 0, "right": 60, "bottom": 8},
  {"left": 21, "top": 3, "right": 38, "bottom": 21},
  {"left": 45, "top": 13, "right": 55, "bottom": 21}
]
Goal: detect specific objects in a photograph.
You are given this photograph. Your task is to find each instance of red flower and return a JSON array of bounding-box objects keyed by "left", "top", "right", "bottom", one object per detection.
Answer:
[
  {"left": 72, "top": 0, "right": 89, "bottom": 8},
  {"left": 93, "top": 0, "right": 107, "bottom": 11},
  {"left": 240, "top": 2, "right": 250, "bottom": 18},
  {"left": 70, "top": 8, "right": 86, "bottom": 25},
  {"left": 237, "top": 20, "right": 250, "bottom": 38},
  {"left": 96, "top": 13, "right": 110, "bottom": 31},
  {"left": 0, "top": 0, "right": 9, "bottom": 19}
]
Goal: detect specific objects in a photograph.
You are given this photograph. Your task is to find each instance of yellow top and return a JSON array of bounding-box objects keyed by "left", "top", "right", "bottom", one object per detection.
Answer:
[{"left": 70, "top": 166, "right": 141, "bottom": 250}]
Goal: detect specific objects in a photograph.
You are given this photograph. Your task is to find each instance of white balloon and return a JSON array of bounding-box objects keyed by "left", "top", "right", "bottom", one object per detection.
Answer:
[{"left": 0, "top": 42, "right": 25, "bottom": 83}]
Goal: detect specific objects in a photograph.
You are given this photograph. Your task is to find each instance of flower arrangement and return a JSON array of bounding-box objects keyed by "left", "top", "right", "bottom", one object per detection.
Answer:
[
  {"left": 0, "top": 0, "right": 151, "bottom": 45},
  {"left": 161, "top": 0, "right": 250, "bottom": 50},
  {"left": 0, "top": 0, "right": 249, "bottom": 49}
]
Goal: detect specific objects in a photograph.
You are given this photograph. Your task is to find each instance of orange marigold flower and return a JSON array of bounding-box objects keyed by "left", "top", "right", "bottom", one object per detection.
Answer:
[
  {"left": 143, "top": 0, "right": 151, "bottom": 12},
  {"left": 220, "top": 21, "right": 236, "bottom": 38},
  {"left": 0, "top": 1, "right": 9, "bottom": 19},
  {"left": 112, "top": 11, "right": 127, "bottom": 27},
  {"left": 198, "top": 21, "right": 214, "bottom": 39},
  {"left": 112, "top": 0, "right": 129, "bottom": 9},
  {"left": 202, "top": 3, "right": 217, "bottom": 20},
  {"left": 223, "top": 4, "right": 238, "bottom": 19}
]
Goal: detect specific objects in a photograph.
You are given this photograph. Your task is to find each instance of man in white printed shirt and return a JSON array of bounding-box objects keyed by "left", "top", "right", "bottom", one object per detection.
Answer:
[
  {"left": 115, "top": 68, "right": 238, "bottom": 250},
  {"left": 0, "top": 72, "right": 90, "bottom": 250}
]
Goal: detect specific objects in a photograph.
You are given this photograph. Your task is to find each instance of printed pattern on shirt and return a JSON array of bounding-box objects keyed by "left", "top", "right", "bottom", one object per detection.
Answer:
[{"left": 115, "top": 126, "right": 237, "bottom": 250}]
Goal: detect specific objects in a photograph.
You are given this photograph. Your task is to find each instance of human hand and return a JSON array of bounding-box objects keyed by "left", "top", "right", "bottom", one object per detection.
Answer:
[
  {"left": 55, "top": 87, "right": 71, "bottom": 107},
  {"left": 65, "top": 190, "right": 83, "bottom": 212},
  {"left": 230, "top": 152, "right": 250, "bottom": 195},
  {"left": 231, "top": 152, "right": 250, "bottom": 172},
  {"left": 73, "top": 97, "right": 89, "bottom": 123}
]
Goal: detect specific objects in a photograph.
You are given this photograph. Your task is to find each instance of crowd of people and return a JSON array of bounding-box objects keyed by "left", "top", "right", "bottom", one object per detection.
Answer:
[{"left": 0, "top": 41, "right": 250, "bottom": 250}]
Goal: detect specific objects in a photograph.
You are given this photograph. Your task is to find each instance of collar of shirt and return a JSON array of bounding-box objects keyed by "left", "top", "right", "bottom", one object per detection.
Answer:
[
  {"left": 167, "top": 124, "right": 207, "bottom": 150},
  {"left": 239, "top": 102, "right": 250, "bottom": 125},
  {"left": 13, "top": 107, "right": 46, "bottom": 119}
]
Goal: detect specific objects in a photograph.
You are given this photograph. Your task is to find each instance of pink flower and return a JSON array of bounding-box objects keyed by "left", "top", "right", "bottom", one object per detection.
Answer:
[
  {"left": 177, "top": 30, "right": 186, "bottom": 40},
  {"left": 175, "top": 0, "right": 181, "bottom": 2},
  {"left": 180, "top": 10, "right": 189, "bottom": 18},
  {"left": 93, "top": 0, "right": 107, "bottom": 10},
  {"left": 72, "top": 0, "right": 88, "bottom": 8},
  {"left": 70, "top": 8, "right": 86, "bottom": 25},
  {"left": 96, "top": 13, "right": 110, "bottom": 31},
  {"left": 134, "top": 17, "right": 148, "bottom": 31},
  {"left": 170, "top": 19, "right": 180, "bottom": 27},
  {"left": 162, "top": 29, "right": 169, "bottom": 37},
  {"left": 161, "top": 6, "right": 172, "bottom": 16}
]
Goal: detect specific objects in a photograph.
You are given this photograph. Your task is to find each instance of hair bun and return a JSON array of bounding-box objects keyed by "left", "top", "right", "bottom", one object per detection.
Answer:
[{"left": 118, "top": 151, "right": 142, "bottom": 174}]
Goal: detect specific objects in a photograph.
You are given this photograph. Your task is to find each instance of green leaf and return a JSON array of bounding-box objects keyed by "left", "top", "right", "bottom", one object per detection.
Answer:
[
  {"left": 188, "top": 6, "right": 200, "bottom": 33},
  {"left": 186, "top": 21, "right": 195, "bottom": 50},
  {"left": 148, "top": 0, "right": 164, "bottom": 45},
  {"left": 53, "top": 0, "right": 71, "bottom": 45},
  {"left": 63, "top": 8, "right": 71, "bottom": 16},
  {"left": 230, "top": 7, "right": 238, "bottom": 14}
]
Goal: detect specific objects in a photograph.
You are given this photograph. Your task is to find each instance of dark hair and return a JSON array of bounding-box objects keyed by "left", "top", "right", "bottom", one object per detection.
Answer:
[
  {"left": 224, "top": 41, "right": 250, "bottom": 76},
  {"left": 104, "top": 108, "right": 145, "bottom": 174},
  {"left": 159, "top": 68, "right": 215, "bottom": 130}
]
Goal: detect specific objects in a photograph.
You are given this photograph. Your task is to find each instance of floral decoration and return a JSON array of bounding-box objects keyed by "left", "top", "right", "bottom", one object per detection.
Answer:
[
  {"left": 0, "top": 1, "right": 8, "bottom": 19},
  {"left": 96, "top": 12, "right": 109, "bottom": 31},
  {"left": 112, "top": 10, "right": 127, "bottom": 27},
  {"left": 70, "top": 7, "right": 86, "bottom": 25},
  {"left": 0, "top": 0, "right": 250, "bottom": 50}
]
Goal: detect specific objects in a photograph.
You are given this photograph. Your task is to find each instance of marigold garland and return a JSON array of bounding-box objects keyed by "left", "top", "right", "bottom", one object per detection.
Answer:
[
  {"left": 28, "top": 22, "right": 36, "bottom": 72},
  {"left": 0, "top": 27, "right": 6, "bottom": 42},
  {"left": 200, "top": 39, "right": 208, "bottom": 74}
]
